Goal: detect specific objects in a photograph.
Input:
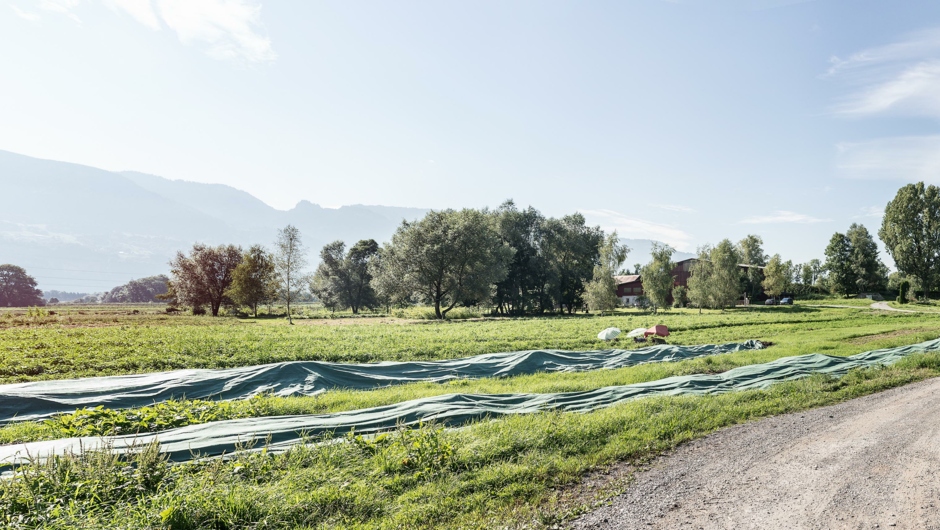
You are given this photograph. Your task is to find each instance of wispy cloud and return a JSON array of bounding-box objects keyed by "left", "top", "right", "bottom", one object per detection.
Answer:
[
  {"left": 38, "top": 0, "right": 80, "bottom": 22},
  {"left": 20, "top": 0, "right": 275, "bottom": 63},
  {"left": 103, "top": 0, "right": 160, "bottom": 29},
  {"left": 10, "top": 4, "right": 41, "bottom": 20},
  {"left": 740, "top": 210, "right": 831, "bottom": 224},
  {"left": 855, "top": 206, "right": 884, "bottom": 219},
  {"left": 582, "top": 209, "right": 694, "bottom": 251},
  {"left": 654, "top": 203, "right": 696, "bottom": 213},
  {"left": 829, "top": 28, "right": 940, "bottom": 118},
  {"left": 836, "top": 136, "right": 940, "bottom": 183},
  {"left": 156, "top": 0, "right": 276, "bottom": 63}
]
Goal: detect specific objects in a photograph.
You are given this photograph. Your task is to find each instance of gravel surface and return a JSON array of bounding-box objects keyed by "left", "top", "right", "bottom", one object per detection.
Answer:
[
  {"left": 871, "top": 302, "right": 918, "bottom": 313},
  {"left": 571, "top": 378, "right": 940, "bottom": 530}
]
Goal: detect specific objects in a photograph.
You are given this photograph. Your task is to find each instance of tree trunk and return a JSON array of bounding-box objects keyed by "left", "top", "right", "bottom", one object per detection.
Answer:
[{"left": 434, "top": 297, "right": 442, "bottom": 319}]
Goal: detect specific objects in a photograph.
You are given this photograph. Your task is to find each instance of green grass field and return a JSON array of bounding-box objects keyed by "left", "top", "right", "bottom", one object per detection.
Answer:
[{"left": 2, "top": 302, "right": 940, "bottom": 529}]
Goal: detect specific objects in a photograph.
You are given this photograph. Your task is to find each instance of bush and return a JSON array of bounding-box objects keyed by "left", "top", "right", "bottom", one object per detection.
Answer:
[{"left": 898, "top": 280, "right": 910, "bottom": 304}]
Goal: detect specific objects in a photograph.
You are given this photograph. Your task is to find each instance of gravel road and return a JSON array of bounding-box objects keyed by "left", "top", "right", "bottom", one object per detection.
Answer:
[
  {"left": 571, "top": 378, "right": 940, "bottom": 530},
  {"left": 871, "top": 302, "right": 919, "bottom": 313}
]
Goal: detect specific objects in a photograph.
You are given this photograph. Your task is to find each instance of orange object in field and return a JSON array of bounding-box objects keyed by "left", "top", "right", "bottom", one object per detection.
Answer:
[{"left": 644, "top": 324, "right": 670, "bottom": 337}]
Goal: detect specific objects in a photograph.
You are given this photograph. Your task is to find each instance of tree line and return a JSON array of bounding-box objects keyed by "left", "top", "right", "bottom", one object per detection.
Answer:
[{"left": 164, "top": 202, "right": 622, "bottom": 320}]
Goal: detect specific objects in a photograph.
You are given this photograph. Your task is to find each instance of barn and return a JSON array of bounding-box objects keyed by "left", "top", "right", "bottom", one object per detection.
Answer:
[{"left": 615, "top": 258, "right": 697, "bottom": 305}]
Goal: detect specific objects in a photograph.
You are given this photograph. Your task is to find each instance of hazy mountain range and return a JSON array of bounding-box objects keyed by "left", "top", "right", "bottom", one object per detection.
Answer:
[{"left": 0, "top": 150, "right": 691, "bottom": 293}]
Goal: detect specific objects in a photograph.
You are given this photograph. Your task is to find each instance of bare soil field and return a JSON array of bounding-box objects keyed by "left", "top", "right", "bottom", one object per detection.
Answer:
[{"left": 573, "top": 377, "right": 940, "bottom": 530}]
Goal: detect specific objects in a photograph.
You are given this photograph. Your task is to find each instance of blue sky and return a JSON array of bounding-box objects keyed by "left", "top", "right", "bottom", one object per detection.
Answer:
[{"left": 3, "top": 0, "right": 940, "bottom": 264}]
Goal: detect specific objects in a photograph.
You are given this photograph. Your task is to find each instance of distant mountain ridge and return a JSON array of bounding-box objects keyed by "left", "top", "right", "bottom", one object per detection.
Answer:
[
  {"left": 0, "top": 150, "right": 429, "bottom": 292},
  {"left": 0, "top": 150, "right": 690, "bottom": 292}
]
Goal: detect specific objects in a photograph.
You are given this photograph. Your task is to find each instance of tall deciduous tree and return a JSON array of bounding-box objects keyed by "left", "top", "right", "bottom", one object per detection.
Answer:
[
  {"left": 585, "top": 231, "right": 630, "bottom": 314},
  {"left": 880, "top": 182, "right": 940, "bottom": 300},
  {"left": 824, "top": 232, "right": 854, "bottom": 297},
  {"left": 274, "top": 225, "right": 309, "bottom": 324},
  {"left": 761, "top": 254, "right": 789, "bottom": 300},
  {"left": 226, "top": 245, "right": 277, "bottom": 317},
  {"left": 541, "top": 213, "right": 604, "bottom": 314},
  {"left": 0, "top": 265, "right": 44, "bottom": 307},
  {"left": 641, "top": 243, "right": 675, "bottom": 313},
  {"left": 687, "top": 239, "right": 740, "bottom": 311},
  {"left": 846, "top": 223, "right": 887, "bottom": 293},
  {"left": 369, "top": 243, "right": 414, "bottom": 312},
  {"left": 168, "top": 244, "right": 243, "bottom": 316},
  {"left": 492, "top": 201, "right": 546, "bottom": 315},
  {"left": 311, "top": 239, "right": 379, "bottom": 314},
  {"left": 736, "top": 234, "right": 768, "bottom": 298},
  {"left": 372, "top": 209, "right": 512, "bottom": 319}
]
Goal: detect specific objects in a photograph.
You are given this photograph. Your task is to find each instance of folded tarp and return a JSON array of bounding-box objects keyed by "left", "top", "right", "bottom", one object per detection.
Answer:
[
  {"left": 0, "top": 341, "right": 764, "bottom": 425},
  {"left": 1, "top": 337, "right": 935, "bottom": 468}
]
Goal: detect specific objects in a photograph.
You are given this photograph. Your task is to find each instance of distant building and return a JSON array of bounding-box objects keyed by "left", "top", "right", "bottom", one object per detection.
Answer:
[
  {"left": 615, "top": 258, "right": 696, "bottom": 305},
  {"left": 616, "top": 258, "right": 765, "bottom": 305}
]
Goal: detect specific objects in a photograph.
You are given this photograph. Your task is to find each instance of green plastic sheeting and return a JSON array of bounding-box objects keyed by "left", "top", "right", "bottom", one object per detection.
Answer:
[
  {"left": 2, "top": 337, "right": 936, "bottom": 469},
  {"left": 0, "top": 341, "right": 764, "bottom": 425}
]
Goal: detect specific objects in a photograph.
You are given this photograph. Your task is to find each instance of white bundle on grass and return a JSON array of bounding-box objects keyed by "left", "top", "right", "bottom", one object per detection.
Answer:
[{"left": 597, "top": 327, "right": 621, "bottom": 341}]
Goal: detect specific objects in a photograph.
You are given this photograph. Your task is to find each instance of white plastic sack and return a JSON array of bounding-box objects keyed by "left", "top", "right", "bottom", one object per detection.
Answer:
[{"left": 597, "top": 327, "right": 621, "bottom": 341}]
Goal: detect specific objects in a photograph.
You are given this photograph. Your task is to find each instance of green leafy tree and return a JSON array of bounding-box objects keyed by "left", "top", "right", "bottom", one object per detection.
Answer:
[
  {"left": 687, "top": 239, "right": 740, "bottom": 312},
  {"left": 311, "top": 239, "right": 380, "bottom": 314},
  {"left": 585, "top": 231, "right": 630, "bottom": 314},
  {"left": 736, "top": 235, "right": 768, "bottom": 298},
  {"left": 274, "top": 225, "right": 309, "bottom": 324},
  {"left": 102, "top": 275, "right": 170, "bottom": 303},
  {"left": 226, "top": 245, "right": 277, "bottom": 317},
  {"left": 824, "top": 233, "right": 854, "bottom": 297},
  {"left": 369, "top": 243, "right": 415, "bottom": 312},
  {"left": 879, "top": 182, "right": 940, "bottom": 301},
  {"left": 761, "top": 254, "right": 789, "bottom": 300},
  {"left": 168, "top": 244, "right": 243, "bottom": 316},
  {"left": 541, "top": 214, "right": 604, "bottom": 313},
  {"left": 0, "top": 265, "right": 44, "bottom": 307},
  {"left": 372, "top": 209, "right": 512, "bottom": 319},
  {"left": 671, "top": 284, "right": 688, "bottom": 308},
  {"left": 799, "top": 263, "right": 814, "bottom": 293},
  {"left": 641, "top": 243, "right": 675, "bottom": 313},
  {"left": 846, "top": 223, "right": 887, "bottom": 293},
  {"left": 492, "top": 201, "right": 546, "bottom": 315}
]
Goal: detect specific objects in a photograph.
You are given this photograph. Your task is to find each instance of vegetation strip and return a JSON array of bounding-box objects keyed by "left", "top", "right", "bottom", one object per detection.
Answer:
[
  {"left": 3, "top": 337, "right": 937, "bottom": 468},
  {"left": 0, "top": 341, "right": 763, "bottom": 425},
  {"left": 4, "top": 355, "right": 940, "bottom": 529}
]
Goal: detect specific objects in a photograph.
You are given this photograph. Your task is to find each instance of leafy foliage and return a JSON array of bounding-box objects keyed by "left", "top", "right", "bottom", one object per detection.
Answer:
[
  {"left": 168, "top": 244, "right": 243, "bottom": 316},
  {"left": 226, "top": 245, "right": 278, "bottom": 317},
  {"left": 879, "top": 182, "right": 940, "bottom": 300},
  {"left": 585, "top": 232, "right": 629, "bottom": 314},
  {"left": 274, "top": 225, "right": 309, "bottom": 324},
  {"left": 0, "top": 265, "right": 44, "bottom": 308},
  {"left": 100, "top": 275, "right": 169, "bottom": 303},
  {"left": 311, "top": 239, "right": 379, "bottom": 314},
  {"left": 761, "top": 254, "right": 789, "bottom": 299},
  {"left": 372, "top": 209, "right": 513, "bottom": 319},
  {"left": 641, "top": 243, "right": 675, "bottom": 313}
]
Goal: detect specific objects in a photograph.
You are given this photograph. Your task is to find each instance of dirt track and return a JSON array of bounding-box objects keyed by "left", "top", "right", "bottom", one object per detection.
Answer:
[{"left": 572, "top": 378, "right": 940, "bottom": 529}]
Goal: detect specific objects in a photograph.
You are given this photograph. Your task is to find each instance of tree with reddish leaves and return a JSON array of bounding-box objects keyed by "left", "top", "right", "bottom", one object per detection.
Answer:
[{"left": 168, "top": 244, "right": 243, "bottom": 316}]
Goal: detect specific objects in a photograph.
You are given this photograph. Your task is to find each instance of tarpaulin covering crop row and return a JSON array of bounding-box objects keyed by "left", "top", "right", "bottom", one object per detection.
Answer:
[
  {"left": 2, "top": 337, "right": 936, "bottom": 468},
  {"left": 0, "top": 341, "right": 764, "bottom": 424}
]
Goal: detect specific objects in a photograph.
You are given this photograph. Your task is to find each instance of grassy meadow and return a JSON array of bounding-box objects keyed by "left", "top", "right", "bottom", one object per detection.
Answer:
[{"left": 2, "top": 301, "right": 940, "bottom": 528}]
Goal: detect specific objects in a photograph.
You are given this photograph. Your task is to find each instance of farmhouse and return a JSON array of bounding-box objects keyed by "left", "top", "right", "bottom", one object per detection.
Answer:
[{"left": 617, "top": 258, "right": 765, "bottom": 305}]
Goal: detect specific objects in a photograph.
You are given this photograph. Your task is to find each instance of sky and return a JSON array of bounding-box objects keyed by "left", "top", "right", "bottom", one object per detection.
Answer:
[{"left": 3, "top": 0, "right": 940, "bottom": 264}]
